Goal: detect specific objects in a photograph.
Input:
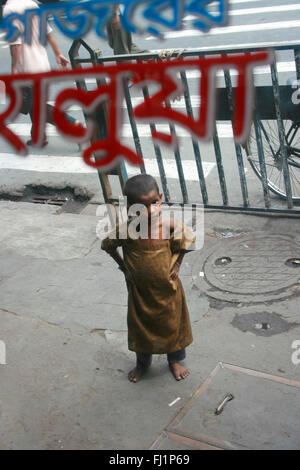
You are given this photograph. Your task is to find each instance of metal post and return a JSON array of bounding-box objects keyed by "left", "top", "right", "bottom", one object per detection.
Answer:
[
  {"left": 254, "top": 118, "right": 271, "bottom": 208},
  {"left": 180, "top": 71, "right": 209, "bottom": 205},
  {"left": 69, "top": 39, "right": 128, "bottom": 203},
  {"left": 213, "top": 130, "right": 228, "bottom": 206},
  {"left": 294, "top": 47, "right": 300, "bottom": 82},
  {"left": 270, "top": 60, "right": 293, "bottom": 209},
  {"left": 223, "top": 67, "right": 249, "bottom": 207},
  {"left": 123, "top": 78, "right": 146, "bottom": 173},
  {"left": 141, "top": 86, "right": 171, "bottom": 202}
]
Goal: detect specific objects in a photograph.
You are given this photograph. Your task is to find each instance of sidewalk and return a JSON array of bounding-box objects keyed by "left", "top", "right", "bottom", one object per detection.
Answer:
[{"left": 0, "top": 200, "right": 300, "bottom": 450}]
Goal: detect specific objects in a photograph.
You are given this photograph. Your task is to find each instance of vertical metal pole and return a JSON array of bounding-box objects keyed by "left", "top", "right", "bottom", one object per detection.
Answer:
[
  {"left": 123, "top": 78, "right": 146, "bottom": 173},
  {"left": 165, "top": 100, "right": 189, "bottom": 204},
  {"left": 141, "top": 86, "right": 171, "bottom": 202},
  {"left": 294, "top": 47, "right": 300, "bottom": 81},
  {"left": 213, "top": 129, "right": 228, "bottom": 206},
  {"left": 69, "top": 40, "right": 112, "bottom": 203},
  {"left": 270, "top": 60, "right": 293, "bottom": 209},
  {"left": 224, "top": 68, "right": 249, "bottom": 207},
  {"left": 254, "top": 119, "right": 271, "bottom": 208},
  {"left": 69, "top": 41, "right": 129, "bottom": 201},
  {"left": 180, "top": 71, "right": 209, "bottom": 205}
]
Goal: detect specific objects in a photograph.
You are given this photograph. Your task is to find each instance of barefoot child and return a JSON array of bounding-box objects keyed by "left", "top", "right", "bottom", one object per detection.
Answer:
[{"left": 101, "top": 174, "right": 195, "bottom": 383}]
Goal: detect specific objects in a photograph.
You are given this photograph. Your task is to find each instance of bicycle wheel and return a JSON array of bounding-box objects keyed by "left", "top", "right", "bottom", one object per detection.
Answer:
[{"left": 246, "top": 119, "right": 300, "bottom": 201}]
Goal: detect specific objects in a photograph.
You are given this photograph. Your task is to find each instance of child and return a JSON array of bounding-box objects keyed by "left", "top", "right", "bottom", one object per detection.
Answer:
[{"left": 101, "top": 174, "right": 195, "bottom": 383}]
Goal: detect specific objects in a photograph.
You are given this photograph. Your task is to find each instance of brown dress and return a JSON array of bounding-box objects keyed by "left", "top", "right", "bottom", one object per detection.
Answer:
[{"left": 101, "top": 221, "right": 194, "bottom": 354}]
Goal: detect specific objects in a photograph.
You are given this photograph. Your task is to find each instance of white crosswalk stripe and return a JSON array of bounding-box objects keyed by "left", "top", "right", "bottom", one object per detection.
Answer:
[
  {"left": 6, "top": 122, "right": 235, "bottom": 138},
  {"left": 214, "top": 0, "right": 262, "bottom": 4},
  {"left": 184, "top": 4, "right": 300, "bottom": 21},
  {"left": 146, "top": 20, "right": 300, "bottom": 40},
  {"left": 0, "top": 153, "right": 216, "bottom": 181},
  {"left": 85, "top": 61, "right": 297, "bottom": 87}
]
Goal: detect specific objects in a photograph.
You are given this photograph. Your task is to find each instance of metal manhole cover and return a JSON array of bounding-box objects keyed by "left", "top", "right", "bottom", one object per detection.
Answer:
[
  {"left": 192, "top": 233, "right": 300, "bottom": 303},
  {"left": 150, "top": 363, "right": 300, "bottom": 450}
]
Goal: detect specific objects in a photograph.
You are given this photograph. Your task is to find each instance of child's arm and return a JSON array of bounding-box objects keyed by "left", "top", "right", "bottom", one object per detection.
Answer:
[
  {"left": 104, "top": 248, "right": 134, "bottom": 285},
  {"left": 106, "top": 247, "right": 126, "bottom": 272},
  {"left": 10, "top": 44, "right": 22, "bottom": 74},
  {"left": 101, "top": 224, "right": 133, "bottom": 286},
  {"left": 168, "top": 217, "right": 195, "bottom": 279}
]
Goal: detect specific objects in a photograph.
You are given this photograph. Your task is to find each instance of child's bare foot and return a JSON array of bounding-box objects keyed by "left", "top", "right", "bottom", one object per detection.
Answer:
[
  {"left": 128, "top": 367, "right": 147, "bottom": 383},
  {"left": 169, "top": 362, "right": 190, "bottom": 381}
]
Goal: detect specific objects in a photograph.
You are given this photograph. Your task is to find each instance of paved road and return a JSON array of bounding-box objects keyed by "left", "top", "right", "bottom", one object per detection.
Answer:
[
  {"left": 1, "top": 201, "right": 300, "bottom": 449},
  {"left": 0, "top": 0, "right": 300, "bottom": 209}
]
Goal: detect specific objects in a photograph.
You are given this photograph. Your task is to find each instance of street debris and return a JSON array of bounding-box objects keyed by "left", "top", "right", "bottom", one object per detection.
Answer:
[
  {"left": 254, "top": 322, "right": 270, "bottom": 330},
  {"left": 286, "top": 258, "right": 300, "bottom": 267},
  {"left": 232, "top": 312, "right": 299, "bottom": 337},
  {"left": 215, "top": 393, "right": 234, "bottom": 415},
  {"left": 208, "top": 230, "right": 244, "bottom": 239},
  {"left": 168, "top": 397, "right": 181, "bottom": 407},
  {"left": 215, "top": 257, "right": 232, "bottom": 266}
]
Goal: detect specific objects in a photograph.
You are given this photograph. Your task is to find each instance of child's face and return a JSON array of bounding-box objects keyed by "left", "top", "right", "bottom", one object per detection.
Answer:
[{"left": 136, "top": 188, "right": 162, "bottom": 219}]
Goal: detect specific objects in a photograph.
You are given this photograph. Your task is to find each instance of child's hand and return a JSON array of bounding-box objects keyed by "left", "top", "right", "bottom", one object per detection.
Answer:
[
  {"left": 170, "top": 262, "right": 180, "bottom": 280},
  {"left": 124, "top": 269, "right": 133, "bottom": 288},
  {"left": 124, "top": 269, "right": 133, "bottom": 282},
  {"left": 118, "top": 265, "right": 134, "bottom": 286}
]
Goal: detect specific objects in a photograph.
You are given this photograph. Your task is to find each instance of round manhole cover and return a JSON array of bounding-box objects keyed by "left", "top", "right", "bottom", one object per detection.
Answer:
[{"left": 192, "top": 233, "right": 300, "bottom": 303}]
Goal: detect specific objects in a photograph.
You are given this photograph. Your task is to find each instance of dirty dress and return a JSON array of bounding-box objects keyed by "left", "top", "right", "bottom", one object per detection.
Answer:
[{"left": 101, "top": 222, "right": 194, "bottom": 354}]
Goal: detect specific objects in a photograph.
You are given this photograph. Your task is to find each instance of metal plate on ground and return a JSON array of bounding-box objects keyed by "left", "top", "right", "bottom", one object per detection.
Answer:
[
  {"left": 150, "top": 363, "right": 300, "bottom": 450},
  {"left": 192, "top": 232, "right": 300, "bottom": 303}
]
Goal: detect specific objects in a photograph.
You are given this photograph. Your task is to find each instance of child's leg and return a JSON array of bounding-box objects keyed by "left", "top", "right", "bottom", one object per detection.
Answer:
[
  {"left": 167, "top": 348, "right": 186, "bottom": 363},
  {"left": 136, "top": 352, "right": 152, "bottom": 369},
  {"left": 128, "top": 352, "right": 152, "bottom": 383},
  {"left": 167, "top": 349, "right": 190, "bottom": 381}
]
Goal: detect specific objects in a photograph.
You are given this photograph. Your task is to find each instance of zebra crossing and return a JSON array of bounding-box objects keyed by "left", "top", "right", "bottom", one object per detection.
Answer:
[
  {"left": 0, "top": 152, "right": 216, "bottom": 181},
  {"left": 0, "top": 0, "right": 299, "bottom": 187},
  {"left": 150, "top": 19, "right": 300, "bottom": 40}
]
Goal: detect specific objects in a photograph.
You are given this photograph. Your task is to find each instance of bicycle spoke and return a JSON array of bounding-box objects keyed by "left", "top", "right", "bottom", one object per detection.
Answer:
[{"left": 247, "top": 119, "right": 300, "bottom": 200}]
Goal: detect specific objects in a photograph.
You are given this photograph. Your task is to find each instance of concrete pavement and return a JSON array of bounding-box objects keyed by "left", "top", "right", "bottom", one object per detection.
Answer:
[{"left": 0, "top": 200, "right": 300, "bottom": 449}]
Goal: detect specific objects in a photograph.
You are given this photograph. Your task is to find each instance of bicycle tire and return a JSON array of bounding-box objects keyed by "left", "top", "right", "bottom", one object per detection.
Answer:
[{"left": 246, "top": 119, "right": 300, "bottom": 201}]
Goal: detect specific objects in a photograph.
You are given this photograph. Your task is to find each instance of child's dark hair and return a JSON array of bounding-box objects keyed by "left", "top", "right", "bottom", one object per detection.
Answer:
[{"left": 123, "top": 174, "right": 159, "bottom": 204}]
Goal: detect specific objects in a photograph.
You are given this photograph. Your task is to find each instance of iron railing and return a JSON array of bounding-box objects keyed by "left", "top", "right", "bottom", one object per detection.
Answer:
[{"left": 69, "top": 40, "right": 300, "bottom": 214}]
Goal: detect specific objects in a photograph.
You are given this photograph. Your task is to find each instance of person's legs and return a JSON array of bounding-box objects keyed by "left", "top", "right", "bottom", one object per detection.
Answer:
[
  {"left": 107, "top": 18, "right": 131, "bottom": 55},
  {"left": 128, "top": 352, "right": 152, "bottom": 383},
  {"left": 45, "top": 104, "right": 78, "bottom": 126},
  {"left": 28, "top": 107, "right": 48, "bottom": 147},
  {"left": 28, "top": 104, "right": 79, "bottom": 146},
  {"left": 167, "top": 348, "right": 190, "bottom": 381},
  {"left": 107, "top": 17, "right": 149, "bottom": 55},
  {"left": 136, "top": 352, "right": 153, "bottom": 369},
  {"left": 129, "top": 41, "right": 150, "bottom": 54},
  {"left": 167, "top": 348, "right": 186, "bottom": 364}
]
